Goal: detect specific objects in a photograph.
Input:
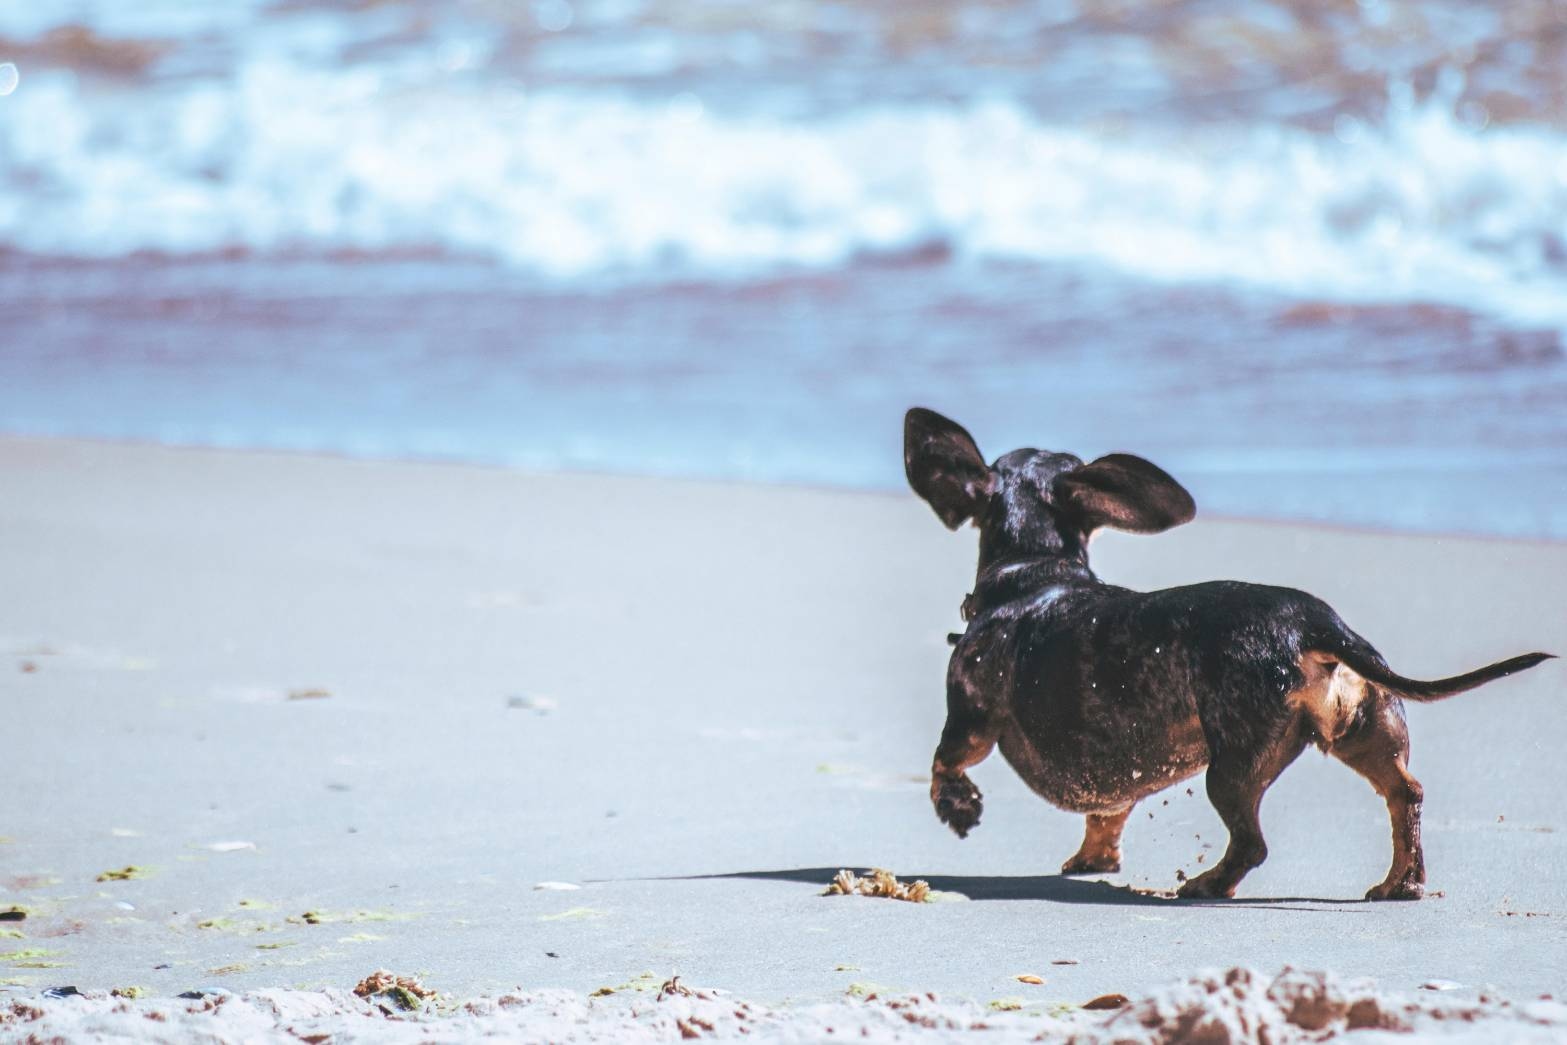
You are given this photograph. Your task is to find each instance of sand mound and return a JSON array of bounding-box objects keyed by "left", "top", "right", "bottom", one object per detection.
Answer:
[{"left": 4, "top": 968, "right": 1565, "bottom": 1043}]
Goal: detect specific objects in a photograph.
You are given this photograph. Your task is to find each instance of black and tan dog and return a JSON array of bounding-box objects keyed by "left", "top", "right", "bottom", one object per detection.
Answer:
[{"left": 905, "top": 407, "right": 1552, "bottom": 901}]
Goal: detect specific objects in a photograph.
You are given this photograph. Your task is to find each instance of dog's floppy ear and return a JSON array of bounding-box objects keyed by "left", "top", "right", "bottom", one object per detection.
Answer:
[
  {"left": 1052, "top": 453, "right": 1195, "bottom": 534},
  {"left": 904, "top": 408, "right": 995, "bottom": 529}
]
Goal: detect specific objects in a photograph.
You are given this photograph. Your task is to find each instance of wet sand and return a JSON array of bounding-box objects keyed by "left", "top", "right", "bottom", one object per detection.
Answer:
[{"left": 1, "top": 437, "right": 1564, "bottom": 1038}]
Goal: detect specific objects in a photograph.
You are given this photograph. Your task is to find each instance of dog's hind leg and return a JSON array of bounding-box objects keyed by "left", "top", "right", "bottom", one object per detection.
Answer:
[
  {"left": 1061, "top": 807, "right": 1133, "bottom": 874},
  {"left": 1177, "top": 729, "right": 1308, "bottom": 899},
  {"left": 1330, "top": 693, "right": 1425, "bottom": 900}
]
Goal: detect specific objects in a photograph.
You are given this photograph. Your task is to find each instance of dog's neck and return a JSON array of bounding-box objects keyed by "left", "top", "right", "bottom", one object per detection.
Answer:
[{"left": 965, "top": 552, "right": 1099, "bottom": 619}]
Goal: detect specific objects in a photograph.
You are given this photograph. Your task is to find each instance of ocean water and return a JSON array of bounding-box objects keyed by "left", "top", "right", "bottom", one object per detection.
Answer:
[{"left": 1, "top": 0, "right": 1564, "bottom": 536}]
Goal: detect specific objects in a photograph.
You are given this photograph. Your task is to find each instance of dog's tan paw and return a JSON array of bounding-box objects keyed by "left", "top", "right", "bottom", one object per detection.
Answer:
[
  {"left": 932, "top": 775, "right": 983, "bottom": 839},
  {"left": 1365, "top": 879, "right": 1424, "bottom": 901},
  {"left": 1061, "top": 852, "right": 1120, "bottom": 875}
]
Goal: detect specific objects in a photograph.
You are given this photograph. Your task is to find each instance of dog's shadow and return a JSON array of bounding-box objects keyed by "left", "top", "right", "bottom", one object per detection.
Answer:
[{"left": 660, "top": 867, "right": 1359, "bottom": 911}]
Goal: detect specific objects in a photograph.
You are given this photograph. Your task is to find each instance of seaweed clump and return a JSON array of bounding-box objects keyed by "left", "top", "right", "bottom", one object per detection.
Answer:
[
  {"left": 354, "top": 970, "right": 437, "bottom": 1012},
  {"left": 822, "top": 868, "right": 931, "bottom": 903}
]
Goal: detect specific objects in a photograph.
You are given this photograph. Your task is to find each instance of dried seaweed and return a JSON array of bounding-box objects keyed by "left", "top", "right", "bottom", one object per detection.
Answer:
[
  {"left": 657, "top": 975, "right": 715, "bottom": 1002},
  {"left": 354, "top": 970, "right": 438, "bottom": 1011},
  {"left": 821, "top": 868, "right": 931, "bottom": 903}
]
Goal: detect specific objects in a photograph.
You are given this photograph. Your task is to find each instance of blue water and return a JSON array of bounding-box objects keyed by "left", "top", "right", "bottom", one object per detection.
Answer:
[
  {"left": 1, "top": 1, "right": 1565, "bottom": 536},
  {"left": 2, "top": 257, "right": 1562, "bottom": 537}
]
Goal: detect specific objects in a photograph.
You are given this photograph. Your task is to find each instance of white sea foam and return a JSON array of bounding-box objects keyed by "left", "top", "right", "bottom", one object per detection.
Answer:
[{"left": 1, "top": 54, "right": 1566, "bottom": 326}]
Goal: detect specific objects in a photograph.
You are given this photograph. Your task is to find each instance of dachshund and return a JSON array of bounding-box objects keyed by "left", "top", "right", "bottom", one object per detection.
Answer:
[{"left": 905, "top": 407, "right": 1553, "bottom": 900}]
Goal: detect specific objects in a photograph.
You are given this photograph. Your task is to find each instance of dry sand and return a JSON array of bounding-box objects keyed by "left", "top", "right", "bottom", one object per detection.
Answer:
[{"left": 1, "top": 437, "right": 1564, "bottom": 1041}]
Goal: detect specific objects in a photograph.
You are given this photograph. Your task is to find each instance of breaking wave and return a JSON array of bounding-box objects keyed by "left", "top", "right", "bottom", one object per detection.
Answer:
[{"left": 2, "top": 55, "right": 1567, "bottom": 326}]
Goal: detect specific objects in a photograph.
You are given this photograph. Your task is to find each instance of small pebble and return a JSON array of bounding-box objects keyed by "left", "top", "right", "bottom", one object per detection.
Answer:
[
  {"left": 1083, "top": 993, "right": 1129, "bottom": 1010},
  {"left": 1421, "top": 979, "right": 1466, "bottom": 992}
]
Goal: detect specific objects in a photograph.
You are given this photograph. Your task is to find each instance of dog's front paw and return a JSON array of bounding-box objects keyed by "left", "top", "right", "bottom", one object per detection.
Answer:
[{"left": 932, "top": 775, "right": 983, "bottom": 839}]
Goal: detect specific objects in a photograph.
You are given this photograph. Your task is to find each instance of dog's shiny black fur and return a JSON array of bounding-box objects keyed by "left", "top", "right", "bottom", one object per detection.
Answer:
[{"left": 906, "top": 407, "right": 1553, "bottom": 900}]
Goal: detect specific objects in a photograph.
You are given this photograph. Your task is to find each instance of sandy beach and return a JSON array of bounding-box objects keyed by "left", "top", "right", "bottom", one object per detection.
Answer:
[{"left": 2, "top": 437, "right": 1564, "bottom": 1040}]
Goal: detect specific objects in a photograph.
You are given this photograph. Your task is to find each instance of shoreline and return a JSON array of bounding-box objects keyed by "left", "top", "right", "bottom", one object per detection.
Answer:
[{"left": 2, "top": 433, "right": 1560, "bottom": 548}]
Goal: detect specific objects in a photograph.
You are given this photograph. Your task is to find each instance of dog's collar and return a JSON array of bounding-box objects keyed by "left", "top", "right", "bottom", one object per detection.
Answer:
[
  {"left": 975, "top": 555, "right": 1092, "bottom": 587},
  {"left": 965, "top": 556, "right": 1095, "bottom": 619}
]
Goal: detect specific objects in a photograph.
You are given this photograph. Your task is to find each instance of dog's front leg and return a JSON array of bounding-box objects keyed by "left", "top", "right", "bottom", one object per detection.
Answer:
[{"left": 930, "top": 709, "right": 999, "bottom": 839}]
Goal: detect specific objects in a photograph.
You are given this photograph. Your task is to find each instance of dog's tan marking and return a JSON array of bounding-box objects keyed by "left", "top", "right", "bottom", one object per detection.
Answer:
[
  {"left": 1061, "top": 808, "right": 1132, "bottom": 874},
  {"left": 1290, "top": 653, "right": 1372, "bottom": 750}
]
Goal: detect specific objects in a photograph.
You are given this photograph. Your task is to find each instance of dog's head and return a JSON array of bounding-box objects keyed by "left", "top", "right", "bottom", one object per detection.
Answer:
[{"left": 904, "top": 407, "right": 1195, "bottom": 564}]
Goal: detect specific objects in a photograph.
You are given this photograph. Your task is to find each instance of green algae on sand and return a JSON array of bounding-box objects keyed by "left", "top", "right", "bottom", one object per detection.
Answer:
[
  {"left": 2, "top": 948, "right": 54, "bottom": 962},
  {"left": 538, "top": 906, "right": 606, "bottom": 922},
  {"left": 195, "top": 917, "right": 274, "bottom": 933},
  {"left": 3, "top": 947, "right": 66, "bottom": 970},
  {"left": 589, "top": 971, "right": 663, "bottom": 997},
  {"left": 96, "top": 866, "right": 151, "bottom": 882}
]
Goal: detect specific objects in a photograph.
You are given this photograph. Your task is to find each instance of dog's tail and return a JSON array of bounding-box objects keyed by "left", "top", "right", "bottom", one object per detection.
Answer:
[{"left": 1320, "top": 632, "right": 1554, "bottom": 703}]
